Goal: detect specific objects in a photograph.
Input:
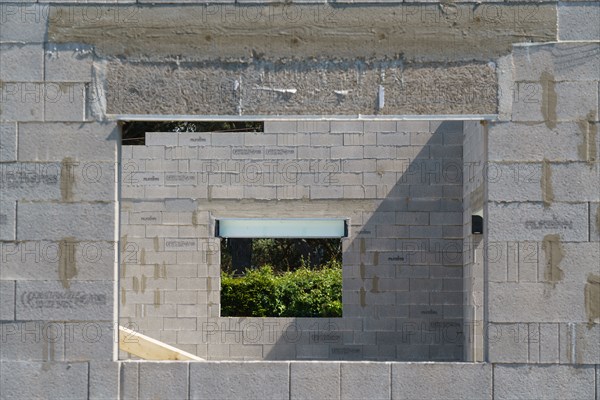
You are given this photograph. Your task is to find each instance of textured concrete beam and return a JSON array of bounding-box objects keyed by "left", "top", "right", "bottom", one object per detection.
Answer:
[
  {"left": 106, "top": 60, "right": 497, "bottom": 115},
  {"left": 47, "top": 4, "right": 557, "bottom": 63}
]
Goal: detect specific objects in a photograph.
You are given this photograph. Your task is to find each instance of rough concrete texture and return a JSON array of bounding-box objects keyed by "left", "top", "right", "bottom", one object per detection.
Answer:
[
  {"left": 106, "top": 60, "right": 497, "bottom": 115},
  {"left": 0, "top": 281, "right": 15, "bottom": 320},
  {"left": 139, "top": 362, "right": 189, "bottom": 399},
  {"left": 48, "top": 4, "right": 557, "bottom": 63},
  {"left": 391, "top": 363, "right": 492, "bottom": 399},
  {"left": 190, "top": 362, "right": 290, "bottom": 400},
  {"left": 0, "top": 123, "right": 17, "bottom": 162},
  {"left": 340, "top": 362, "right": 390, "bottom": 400},
  {"left": 494, "top": 364, "right": 596, "bottom": 400},
  {"left": 15, "top": 280, "right": 113, "bottom": 321},
  {"left": 487, "top": 202, "right": 589, "bottom": 242},
  {"left": 0, "top": 362, "right": 88, "bottom": 399},
  {"left": 290, "top": 362, "right": 340, "bottom": 400},
  {"left": 558, "top": 2, "right": 600, "bottom": 41}
]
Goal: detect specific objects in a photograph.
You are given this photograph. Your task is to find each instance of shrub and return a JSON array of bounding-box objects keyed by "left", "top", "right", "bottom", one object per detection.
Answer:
[{"left": 221, "top": 260, "right": 342, "bottom": 317}]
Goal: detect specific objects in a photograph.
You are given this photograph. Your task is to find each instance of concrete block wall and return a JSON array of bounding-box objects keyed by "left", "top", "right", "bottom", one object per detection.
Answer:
[
  {"left": 0, "top": 10, "right": 120, "bottom": 398},
  {"left": 487, "top": 34, "right": 599, "bottom": 364},
  {"left": 1, "top": 0, "right": 598, "bottom": 397},
  {"left": 120, "top": 120, "right": 466, "bottom": 361}
]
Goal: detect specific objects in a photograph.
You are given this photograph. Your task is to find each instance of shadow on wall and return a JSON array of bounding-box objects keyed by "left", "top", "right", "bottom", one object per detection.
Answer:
[{"left": 264, "top": 121, "right": 465, "bottom": 361}]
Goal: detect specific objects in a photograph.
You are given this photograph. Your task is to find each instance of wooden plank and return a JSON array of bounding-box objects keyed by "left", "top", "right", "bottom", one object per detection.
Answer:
[{"left": 119, "top": 325, "right": 204, "bottom": 361}]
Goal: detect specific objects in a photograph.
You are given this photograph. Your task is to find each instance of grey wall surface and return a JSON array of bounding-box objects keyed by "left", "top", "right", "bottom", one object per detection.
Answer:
[
  {"left": 119, "top": 120, "right": 465, "bottom": 361},
  {"left": 0, "top": 0, "right": 599, "bottom": 398}
]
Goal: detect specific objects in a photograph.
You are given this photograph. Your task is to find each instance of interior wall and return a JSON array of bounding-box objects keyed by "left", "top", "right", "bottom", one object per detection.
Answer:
[{"left": 119, "top": 119, "right": 466, "bottom": 361}]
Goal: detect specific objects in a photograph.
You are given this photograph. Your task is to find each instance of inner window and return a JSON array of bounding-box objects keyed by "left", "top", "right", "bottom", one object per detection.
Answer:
[{"left": 216, "top": 219, "right": 346, "bottom": 318}]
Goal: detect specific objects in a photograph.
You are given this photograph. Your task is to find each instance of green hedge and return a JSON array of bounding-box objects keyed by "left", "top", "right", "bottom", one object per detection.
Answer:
[{"left": 220, "top": 261, "right": 342, "bottom": 317}]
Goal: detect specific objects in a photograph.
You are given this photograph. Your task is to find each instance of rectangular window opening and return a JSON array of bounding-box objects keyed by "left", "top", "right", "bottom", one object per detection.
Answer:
[{"left": 216, "top": 218, "right": 346, "bottom": 318}]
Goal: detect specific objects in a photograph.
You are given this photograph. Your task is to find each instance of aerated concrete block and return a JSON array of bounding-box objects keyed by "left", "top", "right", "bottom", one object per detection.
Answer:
[
  {"left": 488, "top": 122, "right": 585, "bottom": 162},
  {"left": 0, "top": 281, "right": 15, "bottom": 320},
  {"left": 0, "top": 4, "right": 48, "bottom": 43},
  {"left": 341, "top": 362, "right": 390, "bottom": 400},
  {"left": 45, "top": 45, "right": 93, "bottom": 83},
  {"left": 488, "top": 282, "right": 589, "bottom": 323},
  {"left": 190, "top": 361, "right": 289, "bottom": 400},
  {"left": 89, "top": 362, "right": 119, "bottom": 400},
  {"left": 0, "top": 82, "right": 44, "bottom": 121},
  {"left": 0, "top": 123, "right": 17, "bottom": 162},
  {"left": 487, "top": 202, "right": 589, "bottom": 242},
  {"left": 0, "top": 321, "right": 65, "bottom": 361},
  {"left": 17, "top": 201, "right": 114, "bottom": 241},
  {"left": 18, "top": 122, "right": 117, "bottom": 162},
  {"left": 290, "top": 362, "right": 340, "bottom": 400},
  {"left": 391, "top": 363, "right": 491, "bottom": 399},
  {"left": 16, "top": 280, "right": 113, "bottom": 321},
  {"left": 0, "top": 361, "right": 88, "bottom": 399},
  {"left": 559, "top": 3, "right": 600, "bottom": 41},
  {"left": 64, "top": 322, "right": 114, "bottom": 361},
  {"left": 0, "top": 199, "right": 16, "bottom": 241},
  {"left": 494, "top": 364, "right": 596, "bottom": 400},
  {"left": 139, "top": 362, "right": 189, "bottom": 400},
  {"left": 0, "top": 44, "right": 44, "bottom": 82}
]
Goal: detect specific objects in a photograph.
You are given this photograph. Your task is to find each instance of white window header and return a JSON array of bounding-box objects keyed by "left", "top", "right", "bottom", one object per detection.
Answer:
[{"left": 215, "top": 218, "right": 348, "bottom": 238}]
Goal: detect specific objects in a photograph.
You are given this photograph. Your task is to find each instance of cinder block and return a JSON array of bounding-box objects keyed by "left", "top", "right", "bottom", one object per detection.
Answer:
[
  {"left": 89, "top": 361, "right": 119, "bottom": 400},
  {"left": 0, "top": 82, "right": 44, "bottom": 121},
  {"left": 45, "top": 44, "right": 93, "bottom": 82},
  {"left": 559, "top": 323, "right": 600, "bottom": 365},
  {"left": 397, "top": 121, "right": 430, "bottom": 133},
  {"left": 487, "top": 323, "right": 529, "bottom": 363},
  {"left": 330, "top": 121, "right": 363, "bottom": 134},
  {"left": 377, "top": 132, "right": 410, "bottom": 146},
  {"left": 0, "top": 123, "right": 17, "bottom": 162},
  {"left": 16, "top": 280, "right": 113, "bottom": 321},
  {"left": 0, "top": 4, "right": 48, "bottom": 43},
  {"left": 120, "top": 362, "right": 139, "bottom": 400},
  {"left": 145, "top": 132, "right": 178, "bottom": 146},
  {"left": 494, "top": 364, "right": 595, "bottom": 400},
  {"left": 0, "top": 362, "right": 88, "bottom": 399},
  {"left": 140, "top": 362, "right": 189, "bottom": 400},
  {"left": 488, "top": 122, "right": 583, "bottom": 162},
  {"left": 18, "top": 122, "right": 117, "bottom": 161},
  {"left": 311, "top": 132, "right": 342, "bottom": 146},
  {"left": 539, "top": 323, "right": 560, "bottom": 363},
  {"left": 551, "top": 162, "right": 600, "bottom": 202},
  {"left": 559, "top": 3, "right": 600, "bottom": 40},
  {"left": 244, "top": 132, "right": 277, "bottom": 146},
  {"left": 391, "top": 363, "right": 491, "bottom": 399},
  {"left": 554, "top": 81, "right": 599, "bottom": 121},
  {"left": 0, "top": 281, "right": 15, "bottom": 320},
  {"left": 190, "top": 361, "right": 289, "bottom": 399},
  {"left": 487, "top": 202, "right": 589, "bottom": 242},
  {"left": 264, "top": 121, "right": 298, "bottom": 134},
  {"left": 340, "top": 362, "right": 390, "bottom": 400},
  {"left": 0, "top": 199, "right": 16, "bottom": 241},
  {"left": 487, "top": 163, "right": 543, "bottom": 202},
  {"left": 64, "top": 322, "right": 114, "bottom": 361},
  {"left": 489, "top": 282, "right": 588, "bottom": 323},
  {"left": 17, "top": 201, "right": 114, "bottom": 241},
  {"left": 0, "top": 44, "right": 44, "bottom": 81},
  {"left": 0, "top": 321, "right": 65, "bottom": 360}
]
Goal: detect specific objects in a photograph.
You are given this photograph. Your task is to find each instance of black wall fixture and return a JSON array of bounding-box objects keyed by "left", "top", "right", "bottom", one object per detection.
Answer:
[{"left": 472, "top": 215, "right": 483, "bottom": 235}]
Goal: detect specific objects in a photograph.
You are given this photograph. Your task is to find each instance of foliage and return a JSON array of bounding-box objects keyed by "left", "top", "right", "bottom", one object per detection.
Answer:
[
  {"left": 220, "top": 260, "right": 342, "bottom": 317},
  {"left": 221, "top": 238, "right": 342, "bottom": 274}
]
